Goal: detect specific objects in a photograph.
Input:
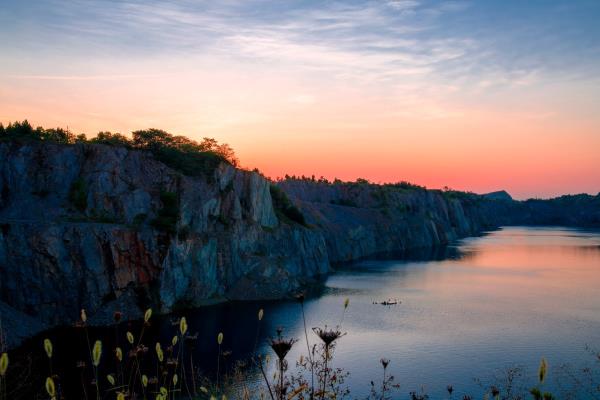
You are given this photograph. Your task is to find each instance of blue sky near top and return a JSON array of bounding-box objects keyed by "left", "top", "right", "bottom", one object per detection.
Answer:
[{"left": 1, "top": 1, "right": 599, "bottom": 198}]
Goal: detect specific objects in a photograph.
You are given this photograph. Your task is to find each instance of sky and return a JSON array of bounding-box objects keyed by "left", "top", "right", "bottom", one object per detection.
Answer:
[{"left": 1, "top": 0, "right": 599, "bottom": 199}]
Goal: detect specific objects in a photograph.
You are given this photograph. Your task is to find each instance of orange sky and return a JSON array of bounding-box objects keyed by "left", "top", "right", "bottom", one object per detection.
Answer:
[{"left": 1, "top": 1, "right": 599, "bottom": 199}]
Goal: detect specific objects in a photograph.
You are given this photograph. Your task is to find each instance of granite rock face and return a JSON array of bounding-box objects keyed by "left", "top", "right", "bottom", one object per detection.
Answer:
[
  {"left": 0, "top": 142, "right": 328, "bottom": 347},
  {"left": 1, "top": 142, "right": 598, "bottom": 347},
  {"left": 277, "top": 180, "right": 510, "bottom": 263},
  {"left": 278, "top": 180, "right": 600, "bottom": 264}
]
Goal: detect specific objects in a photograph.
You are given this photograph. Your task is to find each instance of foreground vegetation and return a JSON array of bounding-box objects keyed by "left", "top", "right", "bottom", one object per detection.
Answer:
[{"left": 1, "top": 297, "right": 598, "bottom": 400}]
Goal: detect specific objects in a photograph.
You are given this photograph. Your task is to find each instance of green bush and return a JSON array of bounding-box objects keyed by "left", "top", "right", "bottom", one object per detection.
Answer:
[
  {"left": 1, "top": 121, "right": 239, "bottom": 178},
  {"left": 270, "top": 184, "right": 307, "bottom": 226},
  {"left": 69, "top": 178, "right": 87, "bottom": 212},
  {"left": 151, "top": 191, "right": 179, "bottom": 234}
]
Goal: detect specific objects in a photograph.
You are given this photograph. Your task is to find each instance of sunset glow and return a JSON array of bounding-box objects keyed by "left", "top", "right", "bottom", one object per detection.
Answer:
[{"left": 1, "top": 1, "right": 599, "bottom": 198}]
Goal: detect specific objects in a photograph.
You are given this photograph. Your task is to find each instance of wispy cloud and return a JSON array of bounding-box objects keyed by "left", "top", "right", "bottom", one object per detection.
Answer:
[{"left": 1, "top": 0, "right": 599, "bottom": 121}]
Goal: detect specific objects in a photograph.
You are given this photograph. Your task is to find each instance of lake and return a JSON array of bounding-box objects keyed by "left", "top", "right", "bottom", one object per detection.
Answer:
[{"left": 15, "top": 226, "right": 600, "bottom": 398}]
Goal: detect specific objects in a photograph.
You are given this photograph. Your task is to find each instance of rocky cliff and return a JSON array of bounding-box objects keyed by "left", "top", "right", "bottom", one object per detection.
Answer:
[
  {"left": 0, "top": 142, "right": 328, "bottom": 347},
  {"left": 277, "top": 180, "right": 516, "bottom": 263},
  {"left": 1, "top": 142, "right": 598, "bottom": 347}
]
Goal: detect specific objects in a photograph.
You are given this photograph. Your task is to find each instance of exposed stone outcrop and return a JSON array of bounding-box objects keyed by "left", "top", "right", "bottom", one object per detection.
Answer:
[
  {"left": 277, "top": 180, "right": 509, "bottom": 263},
  {"left": 0, "top": 142, "right": 328, "bottom": 347},
  {"left": 0, "top": 142, "right": 598, "bottom": 348}
]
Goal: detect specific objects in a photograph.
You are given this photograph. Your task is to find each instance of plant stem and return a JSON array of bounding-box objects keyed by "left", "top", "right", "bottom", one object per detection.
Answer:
[
  {"left": 321, "top": 344, "right": 329, "bottom": 400},
  {"left": 300, "top": 303, "right": 314, "bottom": 400},
  {"left": 216, "top": 343, "right": 221, "bottom": 391},
  {"left": 381, "top": 368, "right": 386, "bottom": 400},
  {"left": 258, "top": 357, "right": 276, "bottom": 400}
]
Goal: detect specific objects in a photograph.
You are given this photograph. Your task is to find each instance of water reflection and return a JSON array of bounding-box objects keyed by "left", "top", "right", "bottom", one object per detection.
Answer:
[{"left": 14, "top": 227, "right": 600, "bottom": 398}]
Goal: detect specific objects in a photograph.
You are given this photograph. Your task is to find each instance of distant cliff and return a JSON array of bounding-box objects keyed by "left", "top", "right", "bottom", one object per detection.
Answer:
[
  {"left": 278, "top": 180, "right": 599, "bottom": 264},
  {"left": 0, "top": 141, "right": 598, "bottom": 347},
  {"left": 277, "top": 180, "right": 513, "bottom": 263}
]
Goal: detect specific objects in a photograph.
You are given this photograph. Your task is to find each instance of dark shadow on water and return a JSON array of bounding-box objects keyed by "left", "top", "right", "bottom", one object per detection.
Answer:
[{"left": 8, "top": 299, "right": 304, "bottom": 398}]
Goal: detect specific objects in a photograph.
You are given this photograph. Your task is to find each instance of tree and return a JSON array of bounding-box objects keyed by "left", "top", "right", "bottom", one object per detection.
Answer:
[
  {"left": 41, "top": 128, "right": 74, "bottom": 144},
  {"left": 90, "top": 131, "right": 131, "bottom": 147}
]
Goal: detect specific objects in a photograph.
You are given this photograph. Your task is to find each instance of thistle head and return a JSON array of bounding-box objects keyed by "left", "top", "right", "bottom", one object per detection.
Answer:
[
  {"left": 269, "top": 334, "right": 297, "bottom": 361},
  {"left": 312, "top": 326, "right": 345, "bottom": 346},
  {"left": 380, "top": 358, "right": 390, "bottom": 369}
]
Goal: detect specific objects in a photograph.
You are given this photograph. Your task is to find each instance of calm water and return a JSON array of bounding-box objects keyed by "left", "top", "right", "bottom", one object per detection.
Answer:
[{"left": 16, "top": 226, "right": 600, "bottom": 398}]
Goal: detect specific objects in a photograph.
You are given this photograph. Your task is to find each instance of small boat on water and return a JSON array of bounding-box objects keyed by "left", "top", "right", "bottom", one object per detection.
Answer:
[{"left": 373, "top": 298, "right": 401, "bottom": 306}]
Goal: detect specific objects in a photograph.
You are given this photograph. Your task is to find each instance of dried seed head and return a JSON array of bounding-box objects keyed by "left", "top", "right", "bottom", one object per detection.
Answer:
[
  {"left": 0, "top": 353, "right": 8, "bottom": 376},
  {"left": 172, "top": 336, "right": 178, "bottom": 346},
  {"left": 117, "top": 393, "right": 125, "bottom": 400},
  {"left": 200, "top": 386, "right": 208, "bottom": 394},
  {"left": 380, "top": 358, "right": 390, "bottom": 369},
  {"left": 43, "top": 338, "right": 53, "bottom": 359},
  {"left": 539, "top": 358, "right": 548, "bottom": 383},
  {"left": 107, "top": 374, "right": 116, "bottom": 386},
  {"left": 179, "top": 317, "right": 188, "bottom": 335},
  {"left": 269, "top": 335, "right": 297, "bottom": 360},
  {"left": 258, "top": 308, "right": 264, "bottom": 321},
  {"left": 344, "top": 298, "right": 350, "bottom": 309},
  {"left": 172, "top": 374, "right": 178, "bottom": 385},
  {"left": 45, "top": 376, "right": 56, "bottom": 397},
  {"left": 160, "top": 387, "right": 168, "bottom": 396},
  {"left": 126, "top": 331, "right": 134, "bottom": 345},
  {"left": 491, "top": 386, "right": 500, "bottom": 397},
  {"left": 80, "top": 309, "right": 87, "bottom": 323},
  {"left": 312, "top": 326, "right": 345, "bottom": 346},
  {"left": 144, "top": 308, "right": 152, "bottom": 323},
  {"left": 217, "top": 332, "right": 223, "bottom": 345},
  {"left": 92, "top": 340, "right": 102, "bottom": 367},
  {"left": 115, "top": 347, "right": 123, "bottom": 362},
  {"left": 141, "top": 374, "right": 148, "bottom": 387},
  {"left": 155, "top": 343, "right": 164, "bottom": 362}
]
